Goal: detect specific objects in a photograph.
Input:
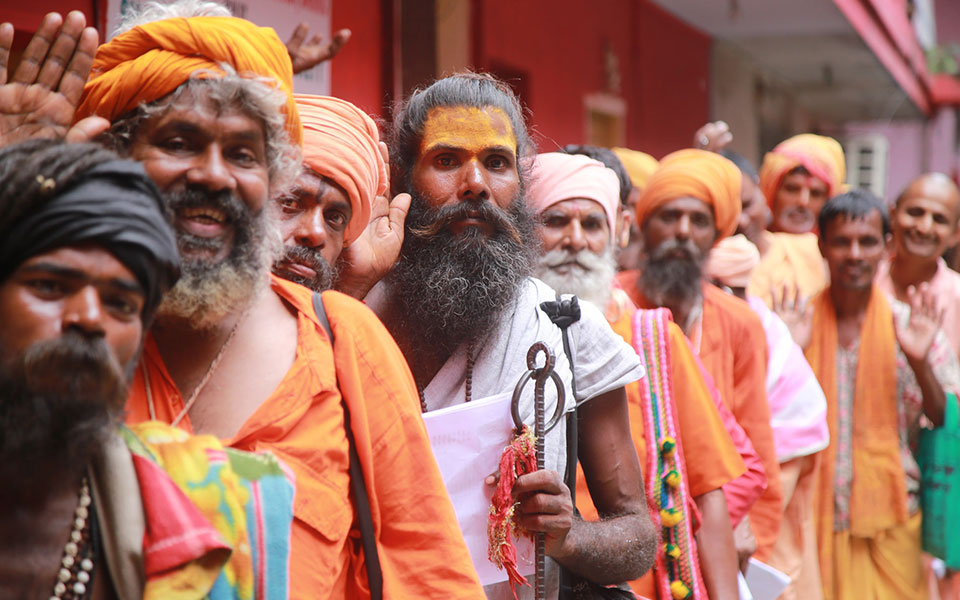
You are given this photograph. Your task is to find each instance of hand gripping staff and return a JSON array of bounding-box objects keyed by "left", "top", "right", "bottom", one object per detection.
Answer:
[{"left": 488, "top": 341, "right": 565, "bottom": 600}]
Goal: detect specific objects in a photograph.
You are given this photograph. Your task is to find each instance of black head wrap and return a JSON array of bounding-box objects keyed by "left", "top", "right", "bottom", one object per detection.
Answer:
[{"left": 0, "top": 160, "right": 180, "bottom": 323}]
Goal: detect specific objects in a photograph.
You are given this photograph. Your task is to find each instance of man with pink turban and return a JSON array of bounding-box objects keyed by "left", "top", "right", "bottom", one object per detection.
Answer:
[
  {"left": 748, "top": 134, "right": 842, "bottom": 307},
  {"left": 529, "top": 151, "right": 768, "bottom": 600},
  {"left": 617, "top": 149, "right": 784, "bottom": 567}
]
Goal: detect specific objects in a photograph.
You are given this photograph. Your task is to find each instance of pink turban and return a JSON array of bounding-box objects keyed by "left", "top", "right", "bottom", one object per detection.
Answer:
[
  {"left": 758, "top": 134, "right": 846, "bottom": 207},
  {"left": 526, "top": 152, "right": 620, "bottom": 242},
  {"left": 705, "top": 234, "right": 761, "bottom": 289},
  {"left": 294, "top": 94, "right": 388, "bottom": 247}
]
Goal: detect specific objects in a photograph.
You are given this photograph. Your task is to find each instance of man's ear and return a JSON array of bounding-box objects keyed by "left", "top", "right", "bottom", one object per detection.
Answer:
[
  {"left": 884, "top": 232, "right": 894, "bottom": 255},
  {"left": 619, "top": 206, "right": 633, "bottom": 248}
]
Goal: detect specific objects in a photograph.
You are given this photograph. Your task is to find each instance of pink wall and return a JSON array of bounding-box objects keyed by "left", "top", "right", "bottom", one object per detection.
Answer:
[{"left": 844, "top": 109, "right": 959, "bottom": 203}]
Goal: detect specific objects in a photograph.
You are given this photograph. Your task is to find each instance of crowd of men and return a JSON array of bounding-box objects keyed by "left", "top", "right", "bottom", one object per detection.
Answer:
[{"left": 1, "top": 3, "right": 958, "bottom": 600}]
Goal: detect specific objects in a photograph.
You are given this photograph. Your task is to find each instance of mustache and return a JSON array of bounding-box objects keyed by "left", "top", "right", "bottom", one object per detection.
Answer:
[
  {"left": 21, "top": 331, "right": 128, "bottom": 404},
  {"left": 649, "top": 238, "right": 704, "bottom": 263},
  {"left": 407, "top": 200, "right": 523, "bottom": 245},
  {"left": 539, "top": 247, "right": 601, "bottom": 270},
  {"left": 280, "top": 244, "right": 327, "bottom": 272}
]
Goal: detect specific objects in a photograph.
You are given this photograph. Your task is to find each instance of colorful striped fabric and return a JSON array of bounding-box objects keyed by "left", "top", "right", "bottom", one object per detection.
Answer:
[
  {"left": 120, "top": 421, "right": 295, "bottom": 600},
  {"left": 633, "top": 308, "right": 706, "bottom": 600}
]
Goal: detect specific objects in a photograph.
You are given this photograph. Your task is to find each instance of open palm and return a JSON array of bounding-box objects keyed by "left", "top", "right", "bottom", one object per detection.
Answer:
[
  {"left": 895, "top": 283, "right": 942, "bottom": 364},
  {"left": 0, "top": 12, "right": 103, "bottom": 146}
]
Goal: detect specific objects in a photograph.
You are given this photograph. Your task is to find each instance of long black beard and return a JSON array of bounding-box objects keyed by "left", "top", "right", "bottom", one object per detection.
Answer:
[
  {"left": 386, "top": 192, "right": 540, "bottom": 360},
  {"left": 158, "top": 186, "right": 279, "bottom": 329},
  {"left": 0, "top": 332, "right": 130, "bottom": 504},
  {"left": 637, "top": 239, "right": 705, "bottom": 310}
]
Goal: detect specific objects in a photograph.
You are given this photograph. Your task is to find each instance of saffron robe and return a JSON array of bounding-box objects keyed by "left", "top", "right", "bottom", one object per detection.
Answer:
[
  {"left": 747, "top": 231, "right": 828, "bottom": 309},
  {"left": 125, "top": 276, "right": 484, "bottom": 599}
]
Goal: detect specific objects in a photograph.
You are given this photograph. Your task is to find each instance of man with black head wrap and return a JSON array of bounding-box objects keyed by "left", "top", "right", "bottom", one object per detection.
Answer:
[{"left": 0, "top": 139, "right": 295, "bottom": 600}]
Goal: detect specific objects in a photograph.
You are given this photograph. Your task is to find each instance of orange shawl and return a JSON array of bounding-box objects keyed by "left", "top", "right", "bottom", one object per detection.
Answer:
[
  {"left": 805, "top": 286, "right": 908, "bottom": 592},
  {"left": 77, "top": 16, "right": 301, "bottom": 144}
]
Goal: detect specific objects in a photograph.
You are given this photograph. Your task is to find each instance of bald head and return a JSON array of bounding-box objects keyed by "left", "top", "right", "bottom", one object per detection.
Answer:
[
  {"left": 891, "top": 172, "right": 960, "bottom": 262},
  {"left": 897, "top": 173, "right": 960, "bottom": 215}
]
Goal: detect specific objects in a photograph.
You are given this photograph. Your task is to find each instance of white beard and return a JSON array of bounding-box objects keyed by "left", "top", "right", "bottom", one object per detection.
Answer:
[{"left": 535, "top": 245, "right": 617, "bottom": 310}]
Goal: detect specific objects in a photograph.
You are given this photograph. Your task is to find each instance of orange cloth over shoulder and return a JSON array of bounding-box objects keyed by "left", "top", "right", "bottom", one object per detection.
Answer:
[
  {"left": 295, "top": 94, "right": 388, "bottom": 247},
  {"left": 577, "top": 301, "right": 745, "bottom": 599},
  {"left": 125, "top": 276, "right": 484, "bottom": 599},
  {"left": 77, "top": 16, "right": 301, "bottom": 144},
  {"left": 617, "top": 272, "right": 783, "bottom": 560},
  {"left": 804, "top": 286, "right": 907, "bottom": 595},
  {"left": 634, "top": 148, "right": 742, "bottom": 243},
  {"left": 758, "top": 134, "right": 845, "bottom": 208}
]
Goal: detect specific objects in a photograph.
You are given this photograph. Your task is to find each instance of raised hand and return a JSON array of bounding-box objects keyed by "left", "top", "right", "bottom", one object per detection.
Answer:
[
  {"left": 693, "top": 120, "right": 733, "bottom": 152},
  {"left": 286, "top": 23, "right": 351, "bottom": 75},
  {"left": 0, "top": 12, "right": 105, "bottom": 147},
  {"left": 335, "top": 141, "right": 409, "bottom": 299},
  {"left": 895, "top": 283, "right": 943, "bottom": 366},
  {"left": 772, "top": 284, "right": 812, "bottom": 350}
]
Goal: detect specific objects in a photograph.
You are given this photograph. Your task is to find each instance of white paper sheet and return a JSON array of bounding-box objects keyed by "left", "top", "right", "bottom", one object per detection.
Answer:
[
  {"left": 738, "top": 571, "right": 754, "bottom": 600},
  {"left": 744, "top": 558, "right": 791, "bottom": 600},
  {"left": 422, "top": 391, "right": 535, "bottom": 585}
]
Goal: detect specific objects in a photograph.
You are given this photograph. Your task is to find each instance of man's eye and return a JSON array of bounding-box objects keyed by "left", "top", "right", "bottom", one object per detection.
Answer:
[
  {"left": 436, "top": 155, "right": 457, "bottom": 168},
  {"left": 104, "top": 294, "right": 142, "bottom": 318},
  {"left": 487, "top": 155, "right": 508, "bottom": 169},
  {"left": 277, "top": 196, "right": 302, "bottom": 213},
  {"left": 326, "top": 211, "right": 348, "bottom": 230},
  {"left": 160, "top": 137, "right": 190, "bottom": 152},
  {"left": 230, "top": 148, "right": 259, "bottom": 166},
  {"left": 27, "top": 279, "right": 64, "bottom": 296}
]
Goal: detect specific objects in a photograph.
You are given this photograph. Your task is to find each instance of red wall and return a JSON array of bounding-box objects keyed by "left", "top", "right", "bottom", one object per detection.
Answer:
[
  {"left": 474, "top": 0, "right": 710, "bottom": 158},
  {"left": 330, "top": 0, "right": 386, "bottom": 117}
]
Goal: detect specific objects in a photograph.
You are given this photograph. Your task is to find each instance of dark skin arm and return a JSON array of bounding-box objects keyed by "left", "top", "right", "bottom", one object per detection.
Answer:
[
  {"left": 512, "top": 386, "right": 656, "bottom": 584},
  {"left": 694, "top": 489, "right": 740, "bottom": 600}
]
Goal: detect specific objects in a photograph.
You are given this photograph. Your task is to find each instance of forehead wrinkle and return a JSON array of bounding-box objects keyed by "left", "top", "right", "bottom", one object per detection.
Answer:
[{"left": 420, "top": 106, "right": 517, "bottom": 155}]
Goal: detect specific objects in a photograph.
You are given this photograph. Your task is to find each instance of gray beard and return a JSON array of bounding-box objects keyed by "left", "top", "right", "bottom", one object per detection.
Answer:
[
  {"left": 535, "top": 245, "right": 616, "bottom": 310},
  {"left": 158, "top": 188, "right": 283, "bottom": 329},
  {"left": 636, "top": 239, "right": 705, "bottom": 311},
  {"left": 386, "top": 192, "right": 540, "bottom": 360}
]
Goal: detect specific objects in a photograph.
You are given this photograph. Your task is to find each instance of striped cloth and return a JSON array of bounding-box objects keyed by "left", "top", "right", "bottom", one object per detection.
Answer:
[{"left": 120, "top": 421, "right": 295, "bottom": 600}]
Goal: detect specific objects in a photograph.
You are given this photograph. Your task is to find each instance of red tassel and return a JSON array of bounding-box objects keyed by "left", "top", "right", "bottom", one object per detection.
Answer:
[{"left": 488, "top": 425, "right": 537, "bottom": 599}]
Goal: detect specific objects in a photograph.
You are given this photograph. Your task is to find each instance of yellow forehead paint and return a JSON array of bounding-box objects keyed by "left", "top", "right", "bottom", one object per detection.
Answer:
[{"left": 420, "top": 106, "right": 517, "bottom": 155}]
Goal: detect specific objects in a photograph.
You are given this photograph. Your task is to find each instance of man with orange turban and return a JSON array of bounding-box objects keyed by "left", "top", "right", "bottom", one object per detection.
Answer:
[
  {"left": 0, "top": 2, "right": 484, "bottom": 598},
  {"left": 617, "top": 149, "right": 784, "bottom": 565},
  {"left": 529, "top": 150, "right": 764, "bottom": 600},
  {"left": 273, "top": 93, "right": 411, "bottom": 298},
  {"left": 748, "top": 135, "right": 841, "bottom": 307}
]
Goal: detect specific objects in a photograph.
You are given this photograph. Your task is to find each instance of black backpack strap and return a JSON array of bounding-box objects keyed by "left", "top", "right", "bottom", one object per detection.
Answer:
[{"left": 312, "top": 292, "right": 383, "bottom": 600}]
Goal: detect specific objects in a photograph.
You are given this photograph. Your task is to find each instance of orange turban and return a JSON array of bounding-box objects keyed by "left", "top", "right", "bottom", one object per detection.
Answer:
[
  {"left": 611, "top": 147, "right": 659, "bottom": 193},
  {"left": 635, "top": 148, "right": 742, "bottom": 243},
  {"left": 76, "top": 16, "right": 301, "bottom": 145},
  {"left": 758, "top": 134, "right": 845, "bottom": 208},
  {"left": 295, "top": 94, "right": 387, "bottom": 247}
]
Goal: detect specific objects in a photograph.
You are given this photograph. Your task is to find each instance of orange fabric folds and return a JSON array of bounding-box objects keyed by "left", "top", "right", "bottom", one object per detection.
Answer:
[
  {"left": 804, "top": 286, "right": 908, "bottom": 593},
  {"left": 295, "top": 94, "right": 388, "bottom": 246},
  {"left": 612, "top": 147, "right": 659, "bottom": 193},
  {"left": 635, "top": 148, "right": 742, "bottom": 243},
  {"left": 77, "top": 16, "right": 301, "bottom": 144},
  {"left": 758, "top": 134, "right": 845, "bottom": 207}
]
